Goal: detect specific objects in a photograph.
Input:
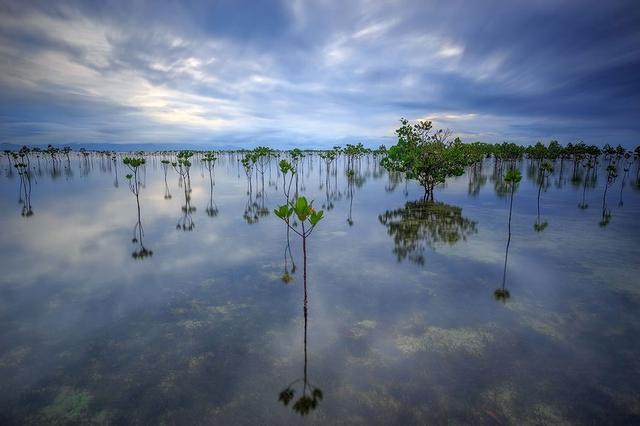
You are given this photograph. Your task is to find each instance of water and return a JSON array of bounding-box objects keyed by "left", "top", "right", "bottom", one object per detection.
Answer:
[{"left": 1, "top": 153, "right": 639, "bottom": 424}]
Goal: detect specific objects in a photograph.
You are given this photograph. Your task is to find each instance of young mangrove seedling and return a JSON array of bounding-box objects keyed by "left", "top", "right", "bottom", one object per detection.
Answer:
[
  {"left": 495, "top": 168, "right": 521, "bottom": 302},
  {"left": 600, "top": 164, "right": 617, "bottom": 227},
  {"left": 278, "top": 159, "right": 297, "bottom": 281},
  {"left": 534, "top": 160, "right": 553, "bottom": 232},
  {"left": 202, "top": 152, "right": 219, "bottom": 217},
  {"left": 274, "top": 196, "right": 324, "bottom": 304},
  {"left": 123, "top": 157, "right": 153, "bottom": 259},
  {"left": 160, "top": 159, "right": 172, "bottom": 199},
  {"left": 275, "top": 196, "right": 324, "bottom": 415}
]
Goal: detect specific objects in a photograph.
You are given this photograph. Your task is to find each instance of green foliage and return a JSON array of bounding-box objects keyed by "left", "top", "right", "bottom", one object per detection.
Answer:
[
  {"left": 279, "top": 159, "right": 295, "bottom": 175},
  {"left": 202, "top": 152, "right": 217, "bottom": 163},
  {"left": 274, "top": 196, "right": 324, "bottom": 235},
  {"left": 493, "top": 142, "right": 525, "bottom": 161},
  {"left": 123, "top": 157, "right": 145, "bottom": 168},
  {"left": 176, "top": 150, "right": 193, "bottom": 167},
  {"left": 504, "top": 169, "right": 522, "bottom": 184},
  {"left": 381, "top": 118, "right": 467, "bottom": 199},
  {"left": 290, "top": 148, "right": 305, "bottom": 161},
  {"left": 606, "top": 164, "right": 618, "bottom": 183},
  {"left": 540, "top": 160, "right": 554, "bottom": 174}
]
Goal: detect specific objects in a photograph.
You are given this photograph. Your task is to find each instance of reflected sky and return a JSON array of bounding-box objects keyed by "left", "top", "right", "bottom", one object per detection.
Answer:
[{"left": 1, "top": 153, "right": 639, "bottom": 424}]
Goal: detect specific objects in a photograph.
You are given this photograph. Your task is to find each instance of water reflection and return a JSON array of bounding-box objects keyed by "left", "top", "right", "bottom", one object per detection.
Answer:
[
  {"left": 378, "top": 200, "right": 477, "bottom": 265},
  {"left": 0, "top": 151, "right": 639, "bottom": 424}
]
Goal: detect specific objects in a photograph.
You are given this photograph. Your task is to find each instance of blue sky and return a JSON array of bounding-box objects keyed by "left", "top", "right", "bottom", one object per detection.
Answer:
[{"left": 0, "top": 0, "right": 639, "bottom": 148}]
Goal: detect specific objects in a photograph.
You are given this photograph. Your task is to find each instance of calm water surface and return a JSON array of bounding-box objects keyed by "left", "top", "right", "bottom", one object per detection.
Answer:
[{"left": 1, "top": 153, "right": 639, "bottom": 424}]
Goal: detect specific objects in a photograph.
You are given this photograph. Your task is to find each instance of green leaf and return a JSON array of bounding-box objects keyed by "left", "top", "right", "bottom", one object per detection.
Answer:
[{"left": 309, "top": 210, "right": 324, "bottom": 226}]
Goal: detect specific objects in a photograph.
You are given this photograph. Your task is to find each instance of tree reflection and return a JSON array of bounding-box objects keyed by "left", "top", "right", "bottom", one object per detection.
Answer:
[
  {"left": 378, "top": 200, "right": 477, "bottom": 265},
  {"left": 467, "top": 161, "right": 487, "bottom": 197}
]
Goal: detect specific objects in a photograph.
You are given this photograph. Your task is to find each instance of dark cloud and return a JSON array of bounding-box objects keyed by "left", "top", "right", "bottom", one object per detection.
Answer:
[{"left": 0, "top": 0, "right": 638, "bottom": 147}]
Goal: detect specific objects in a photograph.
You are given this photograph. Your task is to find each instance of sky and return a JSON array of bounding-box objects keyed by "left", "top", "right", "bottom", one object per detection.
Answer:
[{"left": 0, "top": 0, "right": 639, "bottom": 148}]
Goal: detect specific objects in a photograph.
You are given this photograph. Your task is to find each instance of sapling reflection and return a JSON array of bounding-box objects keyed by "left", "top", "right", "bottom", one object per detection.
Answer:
[
  {"left": 278, "top": 295, "right": 323, "bottom": 416},
  {"left": 495, "top": 169, "right": 521, "bottom": 302},
  {"left": 123, "top": 157, "right": 153, "bottom": 259}
]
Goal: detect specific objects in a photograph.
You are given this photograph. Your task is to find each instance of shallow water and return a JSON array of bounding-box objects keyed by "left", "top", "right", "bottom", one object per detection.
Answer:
[{"left": 1, "top": 153, "right": 639, "bottom": 424}]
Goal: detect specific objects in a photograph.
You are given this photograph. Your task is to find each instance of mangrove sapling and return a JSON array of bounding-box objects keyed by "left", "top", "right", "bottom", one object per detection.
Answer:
[
  {"left": 275, "top": 196, "right": 324, "bottom": 414},
  {"left": 160, "top": 160, "right": 172, "bottom": 199},
  {"left": 177, "top": 180, "right": 196, "bottom": 231},
  {"left": 289, "top": 148, "right": 305, "bottom": 196},
  {"left": 14, "top": 162, "right": 34, "bottom": 217},
  {"left": 278, "top": 159, "right": 298, "bottom": 282},
  {"left": 578, "top": 158, "right": 595, "bottom": 210},
  {"left": 112, "top": 155, "right": 119, "bottom": 188},
  {"left": 600, "top": 164, "right": 618, "bottom": 227},
  {"left": 279, "top": 159, "right": 296, "bottom": 201},
  {"left": 274, "top": 197, "right": 324, "bottom": 304},
  {"left": 346, "top": 170, "right": 355, "bottom": 226},
  {"left": 241, "top": 155, "right": 255, "bottom": 194},
  {"left": 534, "top": 161, "right": 553, "bottom": 232},
  {"left": 495, "top": 169, "right": 521, "bottom": 302},
  {"left": 172, "top": 151, "right": 194, "bottom": 192},
  {"left": 123, "top": 157, "right": 153, "bottom": 259},
  {"left": 618, "top": 154, "right": 632, "bottom": 207}
]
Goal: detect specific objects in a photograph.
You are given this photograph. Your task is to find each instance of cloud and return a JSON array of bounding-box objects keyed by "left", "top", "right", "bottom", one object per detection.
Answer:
[{"left": 0, "top": 0, "right": 638, "bottom": 147}]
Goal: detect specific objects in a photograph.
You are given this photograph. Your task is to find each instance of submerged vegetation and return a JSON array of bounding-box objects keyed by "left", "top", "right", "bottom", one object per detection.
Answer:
[{"left": 1, "top": 123, "right": 639, "bottom": 424}]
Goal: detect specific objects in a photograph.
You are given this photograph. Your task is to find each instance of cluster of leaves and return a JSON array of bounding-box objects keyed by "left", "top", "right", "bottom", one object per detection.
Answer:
[
  {"left": 504, "top": 169, "right": 522, "bottom": 184},
  {"left": 173, "top": 150, "right": 193, "bottom": 168},
  {"left": 123, "top": 157, "right": 146, "bottom": 185},
  {"left": 279, "top": 159, "right": 295, "bottom": 175},
  {"left": 202, "top": 152, "right": 217, "bottom": 164},
  {"left": 274, "top": 196, "right": 324, "bottom": 235}
]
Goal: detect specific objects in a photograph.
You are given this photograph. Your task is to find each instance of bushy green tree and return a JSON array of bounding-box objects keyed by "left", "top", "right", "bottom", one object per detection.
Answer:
[{"left": 381, "top": 118, "right": 467, "bottom": 200}]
